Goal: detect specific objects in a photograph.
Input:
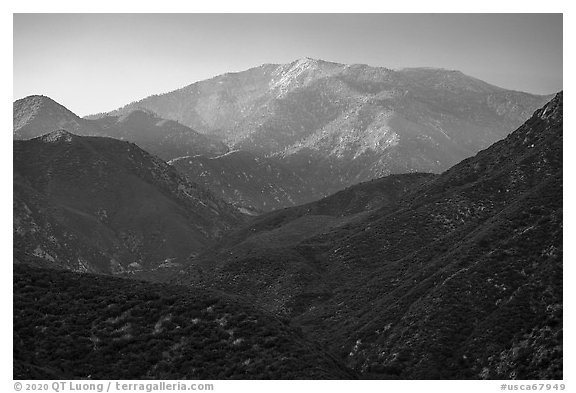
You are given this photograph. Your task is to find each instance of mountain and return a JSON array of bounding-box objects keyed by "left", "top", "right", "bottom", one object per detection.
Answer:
[
  {"left": 13, "top": 96, "right": 227, "bottom": 160},
  {"left": 14, "top": 264, "right": 355, "bottom": 379},
  {"left": 14, "top": 95, "right": 100, "bottom": 139},
  {"left": 169, "top": 150, "right": 324, "bottom": 213},
  {"left": 173, "top": 92, "right": 563, "bottom": 379},
  {"left": 90, "top": 109, "right": 228, "bottom": 160},
  {"left": 97, "top": 58, "right": 553, "bottom": 190},
  {"left": 14, "top": 130, "right": 243, "bottom": 274}
]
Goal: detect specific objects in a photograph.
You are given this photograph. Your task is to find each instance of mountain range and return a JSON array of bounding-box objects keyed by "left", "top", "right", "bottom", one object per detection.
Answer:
[
  {"left": 12, "top": 58, "right": 562, "bottom": 380},
  {"left": 94, "top": 58, "right": 552, "bottom": 196},
  {"left": 15, "top": 60, "right": 552, "bottom": 212},
  {"left": 14, "top": 95, "right": 228, "bottom": 160}
]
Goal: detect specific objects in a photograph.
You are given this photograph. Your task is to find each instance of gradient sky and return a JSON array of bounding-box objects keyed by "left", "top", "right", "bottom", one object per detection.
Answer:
[{"left": 14, "top": 13, "right": 563, "bottom": 116}]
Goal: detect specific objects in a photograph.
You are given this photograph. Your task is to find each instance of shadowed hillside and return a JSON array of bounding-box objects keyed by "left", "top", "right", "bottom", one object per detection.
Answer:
[
  {"left": 170, "top": 150, "right": 326, "bottom": 213},
  {"left": 14, "top": 131, "right": 243, "bottom": 273}
]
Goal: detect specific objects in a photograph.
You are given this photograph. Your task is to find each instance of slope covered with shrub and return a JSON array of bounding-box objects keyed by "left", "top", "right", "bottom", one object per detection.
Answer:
[{"left": 14, "top": 264, "right": 355, "bottom": 380}]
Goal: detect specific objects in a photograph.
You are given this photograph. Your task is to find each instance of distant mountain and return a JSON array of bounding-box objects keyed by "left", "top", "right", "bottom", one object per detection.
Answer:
[
  {"left": 13, "top": 95, "right": 227, "bottom": 160},
  {"left": 91, "top": 109, "right": 229, "bottom": 160},
  {"left": 98, "top": 58, "right": 553, "bottom": 189},
  {"left": 14, "top": 95, "right": 99, "bottom": 139},
  {"left": 170, "top": 150, "right": 323, "bottom": 213},
  {"left": 14, "top": 131, "right": 243, "bottom": 274},
  {"left": 14, "top": 264, "right": 355, "bottom": 379},
  {"left": 174, "top": 92, "right": 563, "bottom": 379}
]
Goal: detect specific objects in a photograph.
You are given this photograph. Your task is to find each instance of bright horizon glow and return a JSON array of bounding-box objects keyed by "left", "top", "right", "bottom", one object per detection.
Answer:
[{"left": 14, "top": 14, "right": 563, "bottom": 116}]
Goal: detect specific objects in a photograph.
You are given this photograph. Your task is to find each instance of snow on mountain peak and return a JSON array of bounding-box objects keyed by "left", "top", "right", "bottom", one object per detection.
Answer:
[{"left": 269, "top": 57, "right": 343, "bottom": 98}]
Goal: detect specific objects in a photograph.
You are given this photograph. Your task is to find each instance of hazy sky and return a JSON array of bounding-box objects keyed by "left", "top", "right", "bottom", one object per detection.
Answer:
[{"left": 14, "top": 13, "right": 563, "bottom": 116}]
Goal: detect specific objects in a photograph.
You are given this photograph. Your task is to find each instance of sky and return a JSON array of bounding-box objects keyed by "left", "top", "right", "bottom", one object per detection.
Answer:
[{"left": 13, "top": 13, "right": 563, "bottom": 116}]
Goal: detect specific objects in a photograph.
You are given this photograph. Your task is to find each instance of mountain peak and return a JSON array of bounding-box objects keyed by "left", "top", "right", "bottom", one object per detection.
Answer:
[
  {"left": 294, "top": 57, "right": 319, "bottom": 65},
  {"left": 14, "top": 95, "right": 74, "bottom": 117},
  {"left": 292, "top": 57, "right": 344, "bottom": 68},
  {"left": 39, "top": 129, "right": 76, "bottom": 143},
  {"left": 14, "top": 96, "right": 86, "bottom": 140},
  {"left": 286, "top": 57, "right": 323, "bottom": 72},
  {"left": 15, "top": 94, "right": 58, "bottom": 106},
  {"left": 270, "top": 57, "right": 343, "bottom": 97}
]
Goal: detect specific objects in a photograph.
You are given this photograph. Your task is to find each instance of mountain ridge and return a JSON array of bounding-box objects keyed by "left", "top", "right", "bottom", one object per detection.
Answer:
[
  {"left": 14, "top": 96, "right": 228, "bottom": 160},
  {"left": 14, "top": 130, "right": 243, "bottom": 274}
]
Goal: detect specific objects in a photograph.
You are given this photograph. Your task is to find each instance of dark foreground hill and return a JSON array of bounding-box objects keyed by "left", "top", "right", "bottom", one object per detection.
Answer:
[
  {"left": 14, "top": 131, "right": 243, "bottom": 273},
  {"left": 175, "top": 93, "right": 563, "bottom": 379},
  {"left": 14, "top": 264, "right": 355, "bottom": 379}
]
